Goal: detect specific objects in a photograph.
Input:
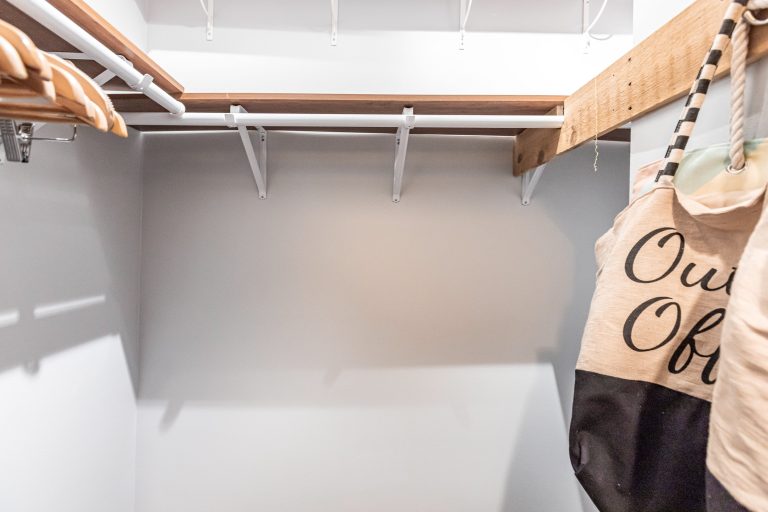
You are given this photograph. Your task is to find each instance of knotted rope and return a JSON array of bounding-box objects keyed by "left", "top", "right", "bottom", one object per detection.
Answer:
[
  {"left": 730, "top": 1, "right": 768, "bottom": 172},
  {"left": 728, "top": 18, "right": 749, "bottom": 172}
]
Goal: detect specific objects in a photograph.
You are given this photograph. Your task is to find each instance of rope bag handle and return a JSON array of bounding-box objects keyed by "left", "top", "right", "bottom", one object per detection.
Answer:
[
  {"left": 726, "top": 2, "right": 768, "bottom": 172},
  {"left": 655, "top": 0, "right": 765, "bottom": 181}
]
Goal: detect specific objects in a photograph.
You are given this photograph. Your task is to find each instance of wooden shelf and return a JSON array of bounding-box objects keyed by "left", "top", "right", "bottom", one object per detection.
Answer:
[
  {"left": 513, "top": 0, "right": 768, "bottom": 175},
  {"left": 0, "top": 0, "right": 183, "bottom": 94},
  {"left": 0, "top": 1, "right": 632, "bottom": 141},
  {"left": 112, "top": 93, "right": 566, "bottom": 115},
  {"left": 131, "top": 124, "right": 630, "bottom": 140},
  {"left": 114, "top": 93, "right": 566, "bottom": 135}
]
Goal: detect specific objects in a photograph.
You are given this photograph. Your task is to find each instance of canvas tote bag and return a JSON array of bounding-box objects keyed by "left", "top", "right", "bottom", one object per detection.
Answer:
[
  {"left": 705, "top": 198, "right": 768, "bottom": 511},
  {"left": 570, "top": 1, "right": 767, "bottom": 510}
]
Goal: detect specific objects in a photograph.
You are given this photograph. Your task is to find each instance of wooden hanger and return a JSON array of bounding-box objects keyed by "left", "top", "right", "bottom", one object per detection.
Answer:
[
  {"left": 0, "top": 21, "right": 127, "bottom": 139},
  {"left": 1, "top": 64, "right": 107, "bottom": 132},
  {"left": 4, "top": 56, "right": 109, "bottom": 132},
  {"left": 0, "top": 20, "right": 51, "bottom": 80},
  {"left": 47, "top": 54, "right": 126, "bottom": 137},
  {"left": 0, "top": 25, "right": 56, "bottom": 104},
  {"left": 0, "top": 35, "right": 27, "bottom": 80},
  {"left": 44, "top": 57, "right": 93, "bottom": 119},
  {"left": 4, "top": 68, "right": 56, "bottom": 101}
]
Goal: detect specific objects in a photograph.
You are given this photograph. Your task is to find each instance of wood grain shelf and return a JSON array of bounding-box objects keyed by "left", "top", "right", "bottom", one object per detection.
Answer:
[
  {"left": 113, "top": 93, "right": 568, "bottom": 135},
  {"left": 513, "top": 0, "right": 768, "bottom": 175},
  {"left": 1, "top": 1, "right": 632, "bottom": 141},
  {"left": 131, "top": 124, "right": 630, "bottom": 140},
  {"left": 111, "top": 93, "right": 567, "bottom": 115},
  {"left": 0, "top": 0, "right": 183, "bottom": 94}
]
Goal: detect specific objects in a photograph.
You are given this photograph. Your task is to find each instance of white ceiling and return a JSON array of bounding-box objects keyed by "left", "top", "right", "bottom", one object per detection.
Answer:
[{"left": 146, "top": 0, "right": 632, "bottom": 35}]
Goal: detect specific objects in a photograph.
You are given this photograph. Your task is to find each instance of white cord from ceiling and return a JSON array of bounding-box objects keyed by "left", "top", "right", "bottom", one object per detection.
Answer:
[
  {"left": 585, "top": 0, "right": 609, "bottom": 35},
  {"left": 583, "top": 0, "right": 612, "bottom": 47},
  {"left": 462, "top": 0, "right": 474, "bottom": 28}
]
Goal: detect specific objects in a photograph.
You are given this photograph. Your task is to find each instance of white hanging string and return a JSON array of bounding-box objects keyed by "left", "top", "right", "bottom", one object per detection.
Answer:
[
  {"left": 585, "top": 0, "right": 611, "bottom": 39},
  {"left": 593, "top": 77, "right": 599, "bottom": 173}
]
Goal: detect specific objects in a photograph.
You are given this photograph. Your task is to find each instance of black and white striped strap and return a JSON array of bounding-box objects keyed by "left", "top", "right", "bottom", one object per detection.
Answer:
[{"left": 656, "top": 0, "right": 749, "bottom": 181}]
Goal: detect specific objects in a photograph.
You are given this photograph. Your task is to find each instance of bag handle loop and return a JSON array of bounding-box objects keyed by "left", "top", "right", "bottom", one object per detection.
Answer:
[
  {"left": 728, "top": 15, "right": 750, "bottom": 174},
  {"left": 728, "top": 1, "right": 768, "bottom": 173},
  {"left": 656, "top": 0, "right": 750, "bottom": 181}
]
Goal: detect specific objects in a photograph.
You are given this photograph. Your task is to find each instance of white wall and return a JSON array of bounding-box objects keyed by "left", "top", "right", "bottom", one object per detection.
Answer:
[
  {"left": 86, "top": 0, "right": 149, "bottom": 51},
  {"left": 144, "top": 0, "right": 633, "bottom": 93},
  {"left": 146, "top": 30, "right": 632, "bottom": 94},
  {"left": 136, "top": 131, "right": 629, "bottom": 511},
  {"left": 0, "top": 127, "right": 144, "bottom": 512}
]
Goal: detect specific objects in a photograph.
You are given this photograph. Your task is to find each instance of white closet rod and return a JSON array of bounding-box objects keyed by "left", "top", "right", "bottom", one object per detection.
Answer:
[
  {"left": 7, "top": 0, "right": 563, "bottom": 130},
  {"left": 7, "top": 0, "right": 186, "bottom": 115},
  {"left": 122, "top": 112, "right": 565, "bottom": 129}
]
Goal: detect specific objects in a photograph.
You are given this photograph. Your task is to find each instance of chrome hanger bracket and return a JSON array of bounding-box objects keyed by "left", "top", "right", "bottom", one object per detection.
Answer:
[{"left": 0, "top": 120, "right": 77, "bottom": 164}]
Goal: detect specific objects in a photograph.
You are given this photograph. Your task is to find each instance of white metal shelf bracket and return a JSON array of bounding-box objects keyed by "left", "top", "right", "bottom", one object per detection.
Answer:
[
  {"left": 228, "top": 105, "right": 267, "bottom": 199},
  {"left": 392, "top": 107, "right": 415, "bottom": 203},
  {"left": 50, "top": 51, "right": 89, "bottom": 60},
  {"left": 92, "top": 69, "right": 116, "bottom": 86},
  {"left": 199, "top": 0, "right": 214, "bottom": 41},
  {"left": 330, "top": 0, "right": 339, "bottom": 46},
  {"left": 521, "top": 163, "right": 546, "bottom": 206},
  {"left": 459, "top": 0, "right": 474, "bottom": 49},
  {"left": 257, "top": 127, "right": 267, "bottom": 188}
]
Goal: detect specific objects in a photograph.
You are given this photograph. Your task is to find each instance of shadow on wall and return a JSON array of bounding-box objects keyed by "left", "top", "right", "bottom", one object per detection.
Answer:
[
  {"left": 134, "top": 131, "right": 627, "bottom": 512},
  {"left": 138, "top": 131, "right": 628, "bottom": 421},
  {"left": 0, "top": 126, "right": 143, "bottom": 394},
  {"left": 532, "top": 142, "right": 630, "bottom": 426},
  {"left": 500, "top": 364, "right": 583, "bottom": 511}
]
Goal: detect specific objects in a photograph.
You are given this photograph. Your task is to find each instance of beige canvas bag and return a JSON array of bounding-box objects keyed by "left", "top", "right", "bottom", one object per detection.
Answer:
[
  {"left": 569, "top": 2, "right": 767, "bottom": 511},
  {"left": 706, "top": 199, "right": 768, "bottom": 511}
]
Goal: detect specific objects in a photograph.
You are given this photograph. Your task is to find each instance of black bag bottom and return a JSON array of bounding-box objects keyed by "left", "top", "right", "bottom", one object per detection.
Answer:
[
  {"left": 706, "top": 468, "right": 749, "bottom": 512},
  {"left": 570, "top": 370, "right": 711, "bottom": 512}
]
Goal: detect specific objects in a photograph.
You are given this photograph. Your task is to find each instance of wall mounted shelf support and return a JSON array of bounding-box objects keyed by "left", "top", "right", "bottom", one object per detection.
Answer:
[
  {"left": 257, "top": 127, "right": 267, "bottom": 192},
  {"left": 521, "top": 163, "right": 546, "bottom": 206},
  {"left": 393, "top": 107, "right": 415, "bottom": 203},
  {"left": 93, "top": 69, "right": 116, "bottom": 86},
  {"left": 330, "top": 0, "right": 338, "bottom": 46},
  {"left": 228, "top": 105, "right": 267, "bottom": 199},
  {"left": 459, "top": 0, "right": 474, "bottom": 49},
  {"left": 50, "top": 51, "right": 89, "bottom": 59},
  {"left": 200, "top": 0, "right": 214, "bottom": 41}
]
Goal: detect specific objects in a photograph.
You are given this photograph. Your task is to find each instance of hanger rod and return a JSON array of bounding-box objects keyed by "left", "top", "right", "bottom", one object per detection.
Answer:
[
  {"left": 7, "top": 0, "right": 186, "bottom": 116},
  {"left": 122, "top": 112, "right": 564, "bottom": 129}
]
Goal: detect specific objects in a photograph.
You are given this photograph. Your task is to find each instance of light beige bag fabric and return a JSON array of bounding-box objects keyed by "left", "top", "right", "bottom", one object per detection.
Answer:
[
  {"left": 579, "top": 171, "right": 765, "bottom": 400},
  {"left": 571, "top": 5, "right": 766, "bottom": 509},
  {"left": 571, "top": 161, "right": 766, "bottom": 511},
  {"left": 707, "top": 200, "right": 768, "bottom": 512}
]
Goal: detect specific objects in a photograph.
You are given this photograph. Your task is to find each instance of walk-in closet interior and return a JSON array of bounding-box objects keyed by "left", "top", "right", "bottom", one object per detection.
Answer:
[{"left": 2, "top": 0, "right": 768, "bottom": 511}]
